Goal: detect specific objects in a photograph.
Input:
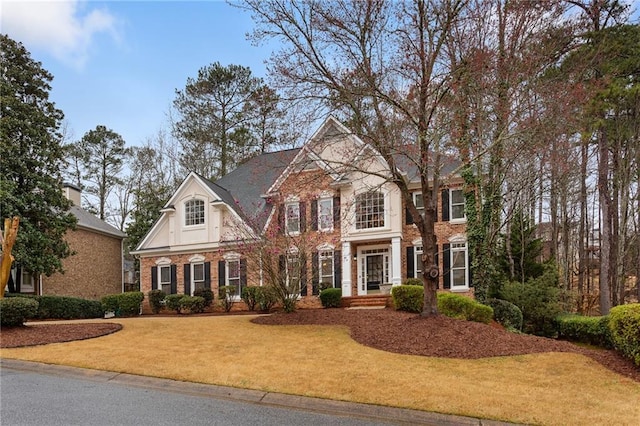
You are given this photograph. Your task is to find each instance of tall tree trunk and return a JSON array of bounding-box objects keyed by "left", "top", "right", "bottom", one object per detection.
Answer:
[
  {"left": 578, "top": 138, "right": 588, "bottom": 312},
  {"left": 598, "top": 130, "right": 611, "bottom": 315}
]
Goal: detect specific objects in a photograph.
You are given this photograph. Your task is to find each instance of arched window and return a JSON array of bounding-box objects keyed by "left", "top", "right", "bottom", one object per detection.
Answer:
[
  {"left": 355, "top": 191, "right": 385, "bottom": 229},
  {"left": 184, "top": 199, "right": 205, "bottom": 226}
]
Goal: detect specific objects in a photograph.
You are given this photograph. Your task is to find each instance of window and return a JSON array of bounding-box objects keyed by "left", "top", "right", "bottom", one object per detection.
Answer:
[
  {"left": 450, "top": 242, "right": 468, "bottom": 289},
  {"left": 192, "top": 263, "right": 205, "bottom": 292},
  {"left": 226, "top": 259, "right": 241, "bottom": 293},
  {"left": 185, "top": 199, "right": 205, "bottom": 226},
  {"left": 286, "top": 254, "right": 300, "bottom": 291},
  {"left": 159, "top": 265, "right": 172, "bottom": 294},
  {"left": 319, "top": 250, "right": 334, "bottom": 288},
  {"left": 286, "top": 202, "right": 300, "bottom": 234},
  {"left": 413, "top": 192, "right": 424, "bottom": 214},
  {"left": 450, "top": 189, "right": 465, "bottom": 221},
  {"left": 414, "top": 246, "right": 423, "bottom": 278},
  {"left": 318, "top": 198, "right": 333, "bottom": 231},
  {"left": 355, "top": 191, "right": 385, "bottom": 229}
]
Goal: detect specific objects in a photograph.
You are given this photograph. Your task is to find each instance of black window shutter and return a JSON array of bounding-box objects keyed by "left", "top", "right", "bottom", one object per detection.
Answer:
[
  {"left": 333, "top": 196, "right": 341, "bottom": 229},
  {"left": 204, "top": 262, "right": 211, "bottom": 289},
  {"left": 333, "top": 250, "right": 342, "bottom": 289},
  {"left": 151, "top": 266, "right": 158, "bottom": 290},
  {"left": 434, "top": 198, "right": 439, "bottom": 223},
  {"left": 406, "top": 247, "right": 414, "bottom": 279},
  {"left": 300, "top": 256, "right": 308, "bottom": 296},
  {"left": 299, "top": 201, "right": 306, "bottom": 232},
  {"left": 310, "top": 200, "right": 318, "bottom": 231},
  {"left": 442, "top": 243, "right": 451, "bottom": 289},
  {"left": 312, "top": 252, "right": 319, "bottom": 295},
  {"left": 218, "top": 260, "right": 226, "bottom": 290},
  {"left": 406, "top": 207, "right": 414, "bottom": 225},
  {"left": 170, "top": 265, "right": 177, "bottom": 294},
  {"left": 240, "top": 259, "right": 247, "bottom": 293},
  {"left": 184, "top": 264, "right": 191, "bottom": 296},
  {"left": 278, "top": 204, "right": 285, "bottom": 234},
  {"left": 441, "top": 189, "right": 450, "bottom": 222},
  {"left": 468, "top": 250, "right": 473, "bottom": 288}
]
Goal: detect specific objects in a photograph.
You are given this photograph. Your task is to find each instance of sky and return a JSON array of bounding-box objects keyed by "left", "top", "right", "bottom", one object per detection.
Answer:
[{"left": 1, "top": 0, "right": 275, "bottom": 147}]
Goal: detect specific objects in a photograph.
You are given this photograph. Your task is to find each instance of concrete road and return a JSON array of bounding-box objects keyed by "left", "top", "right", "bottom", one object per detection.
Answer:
[{"left": 0, "top": 360, "right": 511, "bottom": 426}]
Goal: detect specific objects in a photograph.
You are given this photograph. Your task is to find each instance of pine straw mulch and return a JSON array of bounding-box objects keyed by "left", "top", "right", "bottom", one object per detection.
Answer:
[{"left": 1, "top": 309, "right": 637, "bottom": 383}]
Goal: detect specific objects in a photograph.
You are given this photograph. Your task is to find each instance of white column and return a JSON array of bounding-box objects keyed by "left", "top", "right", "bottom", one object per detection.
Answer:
[
  {"left": 391, "top": 237, "right": 402, "bottom": 286},
  {"left": 341, "top": 242, "right": 352, "bottom": 297}
]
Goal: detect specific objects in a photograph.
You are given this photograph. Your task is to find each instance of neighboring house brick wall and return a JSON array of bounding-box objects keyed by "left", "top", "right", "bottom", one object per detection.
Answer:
[{"left": 41, "top": 228, "right": 122, "bottom": 300}]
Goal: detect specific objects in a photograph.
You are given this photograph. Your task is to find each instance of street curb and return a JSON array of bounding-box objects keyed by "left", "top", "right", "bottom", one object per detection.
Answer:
[{"left": 1, "top": 359, "right": 519, "bottom": 426}]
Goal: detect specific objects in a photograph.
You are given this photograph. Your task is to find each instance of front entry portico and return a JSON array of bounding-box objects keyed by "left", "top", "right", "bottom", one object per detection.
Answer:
[{"left": 357, "top": 246, "right": 389, "bottom": 295}]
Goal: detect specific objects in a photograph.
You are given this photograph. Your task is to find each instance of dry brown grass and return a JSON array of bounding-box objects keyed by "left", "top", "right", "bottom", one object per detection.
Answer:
[{"left": 1, "top": 316, "right": 639, "bottom": 425}]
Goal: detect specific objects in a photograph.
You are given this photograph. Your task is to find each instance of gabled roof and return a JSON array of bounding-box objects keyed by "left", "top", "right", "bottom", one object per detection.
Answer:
[
  {"left": 215, "top": 149, "right": 301, "bottom": 231},
  {"left": 71, "top": 206, "right": 126, "bottom": 239}
]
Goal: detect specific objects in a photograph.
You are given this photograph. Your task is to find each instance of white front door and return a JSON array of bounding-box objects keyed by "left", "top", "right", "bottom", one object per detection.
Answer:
[{"left": 356, "top": 246, "right": 390, "bottom": 295}]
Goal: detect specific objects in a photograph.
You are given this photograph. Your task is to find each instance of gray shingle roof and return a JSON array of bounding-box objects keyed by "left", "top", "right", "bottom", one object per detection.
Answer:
[
  {"left": 214, "top": 149, "right": 301, "bottom": 230},
  {"left": 70, "top": 205, "right": 126, "bottom": 238}
]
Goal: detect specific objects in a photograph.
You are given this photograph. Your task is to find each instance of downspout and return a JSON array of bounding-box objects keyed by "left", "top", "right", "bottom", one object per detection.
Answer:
[
  {"left": 121, "top": 238, "right": 125, "bottom": 293},
  {"left": 38, "top": 274, "right": 43, "bottom": 296}
]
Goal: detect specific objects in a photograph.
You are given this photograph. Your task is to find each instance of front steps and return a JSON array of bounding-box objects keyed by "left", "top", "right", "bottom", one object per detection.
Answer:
[{"left": 342, "top": 295, "right": 391, "bottom": 309}]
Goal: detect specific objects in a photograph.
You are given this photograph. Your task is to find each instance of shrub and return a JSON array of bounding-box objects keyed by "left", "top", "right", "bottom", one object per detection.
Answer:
[
  {"left": 32, "top": 295, "right": 103, "bottom": 319},
  {"left": 148, "top": 290, "right": 166, "bottom": 314},
  {"left": 101, "top": 292, "right": 144, "bottom": 317},
  {"left": 319, "top": 288, "right": 342, "bottom": 308},
  {"left": 193, "top": 288, "right": 214, "bottom": 308},
  {"left": 179, "top": 296, "right": 206, "bottom": 314},
  {"left": 608, "top": 304, "right": 640, "bottom": 366},
  {"left": 164, "top": 294, "right": 184, "bottom": 313},
  {"left": 219, "top": 285, "right": 236, "bottom": 312},
  {"left": 241, "top": 286, "right": 259, "bottom": 311},
  {"left": 255, "top": 286, "right": 277, "bottom": 312},
  {"left": 0, "top": 297, "right": 39, "bottom": 327},
  {"left": 499, "top": 264, "right": 565, "bottom": 336},
  {"left": 403, "top": 278, "right": 423, "bottom": 287},
  {"left": 437, "top": 293, "right": 493, "bottom": 324},
  {"left": 555, "top": 314, "right": 611, "bottom": 348},
  {"left": 487, "top": 298, "right": 523, "bottom": 331},
  {"left": 391, "top": 285, "right": 423, "bottom": 313}
]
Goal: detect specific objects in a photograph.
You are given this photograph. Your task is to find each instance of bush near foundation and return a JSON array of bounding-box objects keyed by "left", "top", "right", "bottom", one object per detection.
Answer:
[
  {"left": 555, "top": 314, "right": 612, "bottom": 348},
  {"left": 179, "top": 296, "right": 206, "bottom": 314},
  {"left": 437, "top": 293, "right": 493, "bottom": 324},
  {"left": 487, "top": 298, "right": 523, "bottom": 331},
  {"left": 164, "top": 294, "right": 184, "bottom": 313},
  {"left": 391, "top": 285, "right": 424, "bottom": 313},
  {"left": 403, "top": 278, "right": 423, "bottom": 287},
  {"left": 6, "top": 294, "right": 104, "bottom": 319},
  {"left": 193, "top": 288, "right": 214, "bottom": 308},
  {"left": 148, "top": 290, "right": 166, "bottom": 314},
  {"left": 608, "top": 304, "right": 640, "bottom": 366},
  {"left": 255, "top": 286, "right": 277, "bottom": 312},
  {"left": 101, "top": 292, "right": 144, "bottom": 317},
  {"left": 0, "top": 297, "right": 39, "bottom": 326},
  {"left": 241, "top": 287, "right": 259, "bottom": 311},
  {"left": 319, "top": 288, "right": 342, "bottom": 308}
]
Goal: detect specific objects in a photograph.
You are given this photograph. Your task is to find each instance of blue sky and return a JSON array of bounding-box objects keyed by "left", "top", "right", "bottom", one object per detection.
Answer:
[{"left": 1, "top": 0, "right": 274, "bottom": 147}]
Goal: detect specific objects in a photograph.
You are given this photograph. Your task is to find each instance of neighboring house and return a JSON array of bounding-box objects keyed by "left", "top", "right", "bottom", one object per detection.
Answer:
[
  {"left": 132, "top": 117, "right": 470, "bottom": 309},
  {"left": 10, "top": 184, "right": 126, "bottom": 300}
]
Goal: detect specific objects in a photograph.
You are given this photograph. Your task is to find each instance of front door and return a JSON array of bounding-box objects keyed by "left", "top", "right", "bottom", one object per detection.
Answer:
[{"left": 357, "top": 247, "right": 389, "bottom": 295}]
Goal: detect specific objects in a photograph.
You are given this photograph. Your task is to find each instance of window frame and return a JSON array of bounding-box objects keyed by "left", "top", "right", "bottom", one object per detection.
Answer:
[
  {"left": 450, "top": 242, "right": 468, "bottom": 290},
  {"left": 355, "top": 191, "right": 385, "bottom": 230},
  {"left": 159, "top": 265, "right": 172, "bottom": 294},
  {"left": 414, "top": 246, "right": 423, "bottom": 278},
  {"left": 318, "top": 250, "right": 334, "bottom": 288},
  {"left": 226, "top": 259, "right": 241, "bottom": 294},
  {"left": 286, "top": 253, "right": 301, "bottom": 292},
  {"left": 184, "top": 199, "right": 205, "bottom": 226},
  {"left": 285, "top": 202, "right": 301, "bottom": 234},
  {"left": 191, "top": 262, "right": 205, "bottom": 294},
  {"left": 317, "top": 198, "right": 334, "bottom": 232},
  {"left": 449, "top": 189, "right": 466, "bottom": 222}
]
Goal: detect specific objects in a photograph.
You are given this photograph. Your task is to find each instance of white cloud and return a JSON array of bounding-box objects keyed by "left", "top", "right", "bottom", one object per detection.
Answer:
[{"left": 0, "top": 0, "right": 120, "bottom": 69}]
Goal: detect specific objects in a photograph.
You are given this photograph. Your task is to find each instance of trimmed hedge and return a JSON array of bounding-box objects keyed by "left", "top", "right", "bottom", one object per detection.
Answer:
[
  {"left": 555, "top": 314, "right": 612, "bottom": 348},
  {"left": 179, "top": 296, "right": 206, "bottom": 314},
  {"left": 101, "top": 292, "right": 144, "bottom": 317},
  {"left": 6, "top": 294, "right": 103, "bottom": 320},
  {"left": 0, "top": 297, "right": 39, "bottom": 326},
  {"left": 319, "top": 288, "right": 342, "bottom": 308},
  {"left": 391, "top": 285, "right": 423, "bottom": 313},
  {"left": 255, "top": 286, "right": 277, "bottom": 312},
  {"left": 164, "top": 294, "right": 184, "bottom": 313},
  {"left": 487, "top": 298, "right": 523, "bottom": 331},
  {"left": 608, "top": 304, "right": 640, "bottom": 366},
  {"left": 241, "top": 287, "right": 259, "bottom": 311},
  {"left": 437, "top": 293, "right": 494, "bottom": 324},
  {"left": 193, "top": 288, "right": 214, "bottom": 308},
  {"left": 403, "top": 278, "right": 423, "bottom": 287},
  {"left": 148, "top": 290, "right": 166, "bottom": 314}
]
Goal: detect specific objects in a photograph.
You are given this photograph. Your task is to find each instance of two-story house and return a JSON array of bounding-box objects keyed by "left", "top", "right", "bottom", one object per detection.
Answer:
[{"left": 132, "top": 117, "right": 470, "bottom": 309}]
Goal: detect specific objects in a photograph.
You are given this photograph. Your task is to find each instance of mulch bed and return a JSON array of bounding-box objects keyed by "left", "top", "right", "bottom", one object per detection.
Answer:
[{"left": 1, "top": 309, "right": 637, "bottom": 383}]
